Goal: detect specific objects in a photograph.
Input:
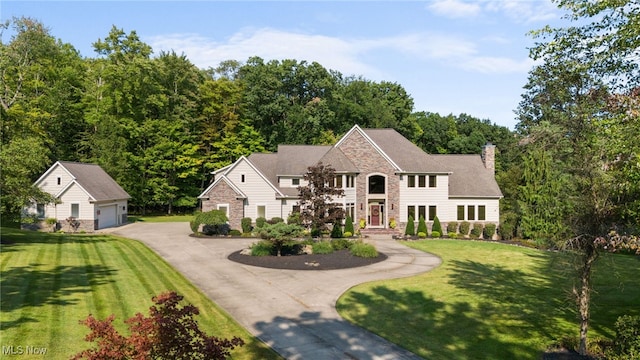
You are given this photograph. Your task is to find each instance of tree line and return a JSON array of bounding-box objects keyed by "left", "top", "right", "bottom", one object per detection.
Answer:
[{"left": 0, "top": 17, "right": 515, "bottom": 219}]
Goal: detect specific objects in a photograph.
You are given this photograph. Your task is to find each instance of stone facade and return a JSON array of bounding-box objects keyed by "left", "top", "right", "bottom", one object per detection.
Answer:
[
  {"left": 201, "top": 180, "right": 244, "bottom": 230},
  {"left": 337, "top": 131, "right": 400, "bottom": 228}
]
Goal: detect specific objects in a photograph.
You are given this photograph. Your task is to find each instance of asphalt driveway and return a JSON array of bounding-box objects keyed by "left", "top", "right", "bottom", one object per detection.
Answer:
[{"left": 111, "top": 222, "right": 441, "bottom": 360}]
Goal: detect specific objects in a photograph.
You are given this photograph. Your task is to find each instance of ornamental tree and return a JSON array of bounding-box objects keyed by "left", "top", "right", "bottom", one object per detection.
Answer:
[
  {"left": 297, "top": 162, "right": 345, "bottom": 234},
  {"left": 72, "top": 291, "right": 244, "bottom": 360}
]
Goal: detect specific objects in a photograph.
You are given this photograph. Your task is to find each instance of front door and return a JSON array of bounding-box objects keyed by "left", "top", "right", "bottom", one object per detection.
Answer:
[{"left": 370, "top": 204, "right": 381, "bottom": 226}]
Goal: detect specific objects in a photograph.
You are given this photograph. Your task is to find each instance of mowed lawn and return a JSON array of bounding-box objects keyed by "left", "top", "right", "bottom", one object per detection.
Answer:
[
  {"left": 0, "top": 228, "right": 279, "bottom": 360},
  {"left": 337, "top": 239, "right": 640, "bottom": 360}
]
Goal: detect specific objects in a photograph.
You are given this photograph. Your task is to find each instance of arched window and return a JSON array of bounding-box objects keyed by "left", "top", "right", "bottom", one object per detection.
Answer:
[{"left": 368, "top": 175, "right": 385, "bottom": 194}]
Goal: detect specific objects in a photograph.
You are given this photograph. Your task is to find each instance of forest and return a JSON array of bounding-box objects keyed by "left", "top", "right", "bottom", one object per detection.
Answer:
[{"left": 2, "top": 0, "right": 639, "bottom": 245}]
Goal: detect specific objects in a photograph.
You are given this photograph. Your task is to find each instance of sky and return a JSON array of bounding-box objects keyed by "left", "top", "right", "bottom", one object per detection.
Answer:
[{"left": 1, "top": 0, "right": 570, "bottom": 129}]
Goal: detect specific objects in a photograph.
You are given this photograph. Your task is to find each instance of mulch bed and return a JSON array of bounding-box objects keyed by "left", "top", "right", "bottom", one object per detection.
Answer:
[{"left": 228, "top": 249, "right": 388, "bottom": 270}]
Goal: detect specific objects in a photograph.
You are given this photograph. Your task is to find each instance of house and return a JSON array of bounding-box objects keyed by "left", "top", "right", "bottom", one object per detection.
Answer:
[
  {"left": 198, "top": 125, "right": 502, "bottom": 234},
  {"left": 24, "top": 161, "right": 130, "bottom": 231}
]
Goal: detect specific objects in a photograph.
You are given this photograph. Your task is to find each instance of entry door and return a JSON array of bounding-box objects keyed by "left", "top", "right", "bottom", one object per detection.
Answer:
[{"left": 370, "top": 204, "right": 381, "bottom": 226}]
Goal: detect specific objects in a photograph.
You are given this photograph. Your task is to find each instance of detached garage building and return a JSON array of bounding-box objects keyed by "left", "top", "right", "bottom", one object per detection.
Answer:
[{"left": 25, "top": 161, "right": 130, "bottom": 231}]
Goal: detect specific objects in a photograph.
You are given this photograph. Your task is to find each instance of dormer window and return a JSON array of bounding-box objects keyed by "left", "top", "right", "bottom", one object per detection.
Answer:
[{"left": 292, "top": 178, "right": 300, "bottom": 186}]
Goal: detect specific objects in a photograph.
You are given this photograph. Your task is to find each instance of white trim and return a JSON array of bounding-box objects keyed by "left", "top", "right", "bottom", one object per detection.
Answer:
[
  {"left": 56, "top": 180, "right": 96, "bottom": 202},
  {"left": 70, "top": 202, "right": 80, "bottom": 218},
  {"left": 33, "top": 161, "right": 74, "bottom": 187},
  {"left": 217, "top": 203, "right": 230, "bottom": 218},
  {"left": 198, "top": 175, "right": 247, "bottom": 199},
  {"left": 256, "top": 204, "right": 266, "bottom": 219}
]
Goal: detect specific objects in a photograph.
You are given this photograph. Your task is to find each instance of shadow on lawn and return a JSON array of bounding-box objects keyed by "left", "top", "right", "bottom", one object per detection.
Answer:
[{"left": 338, "top": 286, "right": 533, "bottom": 359}]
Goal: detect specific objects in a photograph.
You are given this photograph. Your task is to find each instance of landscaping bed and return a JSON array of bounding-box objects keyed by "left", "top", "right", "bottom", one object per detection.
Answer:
[{"left": 228, "top": 249, "right": 387, "bottom": 270}]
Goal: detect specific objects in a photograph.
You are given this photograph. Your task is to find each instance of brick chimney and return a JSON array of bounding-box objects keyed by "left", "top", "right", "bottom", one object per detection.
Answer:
[{"left": 482, "top": 143, "right": 495, "bottom": 174}]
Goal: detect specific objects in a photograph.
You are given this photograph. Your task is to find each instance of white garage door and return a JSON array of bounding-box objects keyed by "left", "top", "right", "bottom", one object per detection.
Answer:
[{"left": 98, "top": 205, "right": 117, "bottom": 229}]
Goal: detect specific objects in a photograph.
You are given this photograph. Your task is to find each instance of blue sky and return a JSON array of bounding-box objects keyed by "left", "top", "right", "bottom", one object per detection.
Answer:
[{"left": 2, "top": 1, "right": 569, "bottom": 129}]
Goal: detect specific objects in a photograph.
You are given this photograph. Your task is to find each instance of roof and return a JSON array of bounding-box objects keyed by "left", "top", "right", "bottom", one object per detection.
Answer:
[
  {"left": 362, "top": 128, "right": 451, "bottom": 173},
  {"left": 441, "top": 155, "right": 503, "bottom": 197},
  {"left": 57, "top": 161, "right": 130, "bottom": 201},
  {"left": 203, "top": 125, "right": 502, "bottom": 199}
]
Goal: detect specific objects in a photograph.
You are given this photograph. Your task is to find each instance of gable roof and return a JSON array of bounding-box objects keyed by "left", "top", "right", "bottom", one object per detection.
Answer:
[
  {"left": 38, "top": 161, "right": 130, "bottom": 201},
  {"left": 362, "top": 128, "right": 451, "bottom": 173},
  {"left": 198, "top": 174, "right": 247, "bottom": 199}
]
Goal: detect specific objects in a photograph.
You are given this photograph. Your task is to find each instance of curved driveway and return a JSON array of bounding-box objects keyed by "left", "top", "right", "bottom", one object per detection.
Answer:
[{"left": 112, "top": 222, "right": 441, "bottom": 360}]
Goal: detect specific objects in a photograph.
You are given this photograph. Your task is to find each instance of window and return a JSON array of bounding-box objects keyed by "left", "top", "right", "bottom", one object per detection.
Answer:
[
  {"left": 418, "top": 205, "right": 426, "bottom": 220},
  {"left": 408, "top": 175, "right": 415, "bottom": 188},
  {"left": 257, "top": 205, "right": 266, "bottom": 219},
  {"left": 292, "top": 178, "right": 300, "bottom": 186},
  {"left": 368, "top": 175, "right": 385, "bottom": 194},
  {"left": 346, "top": 175, "right": 355, "bottom": 188},
  {"left": 429, "top": 175, "right": 437, "bottom": 188},
  {"left": 418, "top": 175, "right": 426, "bottom": 187},
  {"left": 217, "top": 204, "right": 229, "bottom": 217},
  {"left": 478, "top": 205, "right": 486, "bottom": 221},
  {"left": 57, "top": 176, "right": 61, "bottom": 185},
  {"left": 335, "top": 175, "right": 343, "bottom": 188},
  {"left": 293, "top": 205, "right": 301, "bottom": 214},
  {"left": 37, "top": 204, "right": 45, "bottom": 218},
  {"left": 241, "top": 174, "right": 245, "bottom": 183},
  {"left": 429, "top": 206, "right": 437, "bottom": 221},
  {"left": 457, "top": 205, "right": 465, "bottom": 221},
  {"left": 345, "top": 203, "right": 355, "bottom": 220},
  {"left": 407, "top": 205, "right": 415, "bottom": 221},
  {"left": 467, "top": 205, "right": 475, "bottom": 221},
  {"left": 71, "top": 203, "right": 79, "bottom": 218}
]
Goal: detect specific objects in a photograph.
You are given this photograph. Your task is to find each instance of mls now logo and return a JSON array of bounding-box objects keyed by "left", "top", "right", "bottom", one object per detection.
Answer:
[{"left": 2, "top": 345, "right": 47, "bottom": 355}]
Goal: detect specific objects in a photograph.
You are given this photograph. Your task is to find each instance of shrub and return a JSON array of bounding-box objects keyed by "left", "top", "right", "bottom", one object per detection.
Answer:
[
  {"left": 241, "top": 217, "right": 253, "bottom": 233},
  {"left": 389, "top": 217, "right": 397, "bottom": 229},
  {"left": 343, "top": 231, "right": 353, "bottom": 238},
  {"left": 258, "top": 222, "right": 304, "bottom": 256},
  {"left": 359, "top": 218, "right": 366, "bottom": 229},
  {"left": 405, "top": 216, "right": 415, "bottom": 236},
  {"left": 447, "top": 221, "right": 458, "bottom": 234},
  {"left": 417, "top": 232, "right": 427, "bottom": 238},
  {"left": 72, "top": 292, "right": 244, "bottom": 360},
  {"left": 268, "top": 217, "right": 284, "bottom": 224},
  {"left": 312, "top": 241, "right": 334, "bottom": 254},
  {"left": 45, "top": 218, "right": 58, "bottom": 232},
  {"left": 432, "top": 216, "right": 442, "bottom": 234},
  {"left": 203, "top": 223, "right": 230, "bottom": 236},
  {"left": 255, "top": 217, "right": 267, "bottom": 229},
  {"left": 417, "top": 215, "right": 428, "bottom": 235},
  {"left": 499, "top": 211, "right": 518, "bottom": 240},
  {"left": 310, "top": 227, "right": 322, "bottom": 237},
  {"left": 330, "top": 222, "right": 343, "bottom": 238},
  {"left": 611, "top": 315, "right": 640, "bottom": 358},
  {"left": 448, "top": 232, "right": 458, "bottom": 239},
  {"left": 191, "top": 210, "right": 228, "bottom": 235},
  {"left": 250, "top": 241, "right": 273, "bottom": 256},
  {"left": 287, "top": 212, "right": 302, "bottom": 225},
  {"left": 344, "top": 215, "right": 355, "bottom": 235},
  {"left": 471, "top": 223, "right": 483, "bottom": 238},
  {"left": 350, "top": 241, "right": 378, "bottom": 258},
  {"left": 229, "top": 229, "right": 242, "bottom": 236},
  {"left": 331, "top": 238, "right": 352, "bottom": 250},
  {"left": 459, "top": 221, "right": 471, "bottom": 236},
  {"left": 431, "top": 231, "right": 441, "bottom": 238},
  {"left": 483, "top": 223, "right": 497, "bottom": 239}
]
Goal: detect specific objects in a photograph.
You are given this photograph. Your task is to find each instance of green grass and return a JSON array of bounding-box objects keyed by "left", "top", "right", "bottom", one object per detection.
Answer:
[
  {"left": 128, "top": 214, "right": 194, "bottom": 223},
  {"left": 0, "top": 227, "right": 279, "bottom": 360},
  {"left": 337, "top": 239, "right": 640, "bottom": 359}
]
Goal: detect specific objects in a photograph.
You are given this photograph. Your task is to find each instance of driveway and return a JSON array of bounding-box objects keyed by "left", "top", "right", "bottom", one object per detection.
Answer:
[{"left": 111, "top": 222, "right": 441, "bottom": 359}]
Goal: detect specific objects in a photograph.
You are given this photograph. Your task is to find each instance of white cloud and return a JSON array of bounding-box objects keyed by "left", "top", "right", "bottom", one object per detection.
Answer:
[
  {"left": 428, "top": 0, "right": 560, "bottom": 24},
  {"left": 428, "top": 0, "right": 481, "bottom": 18},
  {"left": 147, "top": 28, "right": 384, "bottom": 78},
  {"left": 461, "top": 56, "right": 536, "bottom": 73}
]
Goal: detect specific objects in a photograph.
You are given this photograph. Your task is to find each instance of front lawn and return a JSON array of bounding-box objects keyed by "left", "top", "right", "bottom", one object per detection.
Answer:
[
  {"left": 0, "top": 228, "right": 279, "bottom": 359},
  {"left": 337, "top": 239, "right": 640, "bottom": 359}
]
